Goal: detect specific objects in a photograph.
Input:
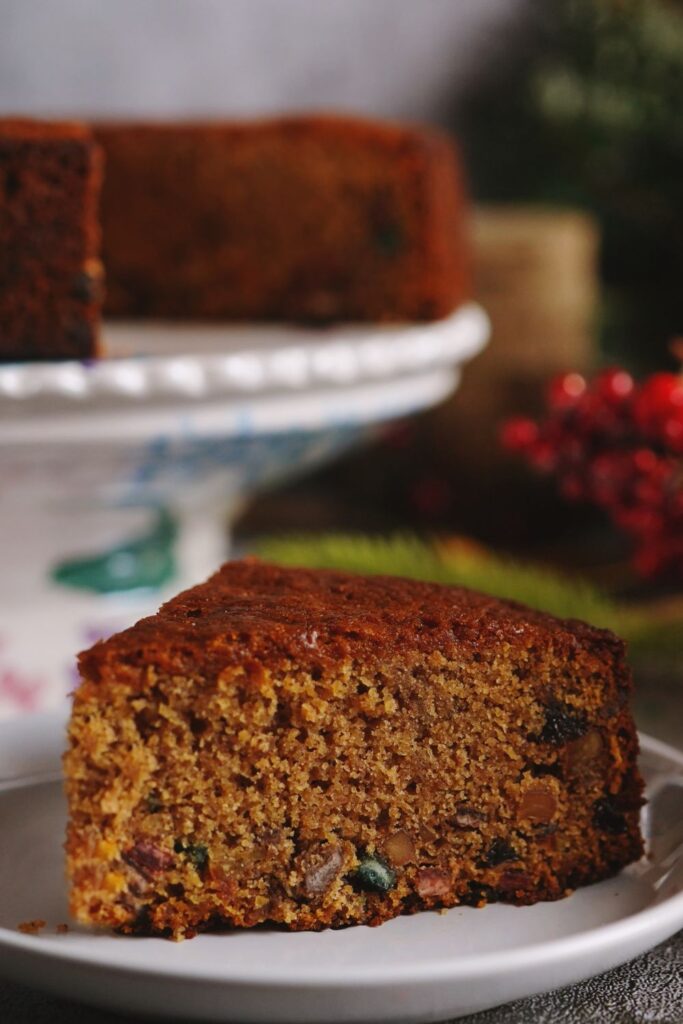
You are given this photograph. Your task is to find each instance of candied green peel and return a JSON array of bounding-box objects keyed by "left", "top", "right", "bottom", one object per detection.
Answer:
[
  {"left": 174, "top": 841, "right": 209, "bottom": 874},
  {"left": 353, "top": 854, "right": 397, "bottom": 893}
]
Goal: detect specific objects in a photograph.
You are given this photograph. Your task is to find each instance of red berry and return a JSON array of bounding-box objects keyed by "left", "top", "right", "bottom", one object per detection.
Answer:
[
  {"left": 632, "top": 475, "right": 665, "bottom": 508},
  {"left": 593, "top": 367, "right": 635, "bottom": 404},
  {"left": 633, "top": 372, "right": 683, "bottom": 437},
  {"left": 632, "top": 532, "right": 683, "bottom": 579},
  {"left": 669, "top": 489, "right": 683, "bottom": 520},
  {"left": 546, "top": 372, "right": 587, "bottom": 411},
  {"left": 585, "top": 452, "right": 630, "bottom": 506},
  {"left": 500, "top": 417, "right": 539, "bottom": 452},
  {"left": 559, "top": 474, "right": 585, "bottom": 501},
  {"left": 502, "top": 365, "right": 683, "bottom": 582},
  {"left": 560, "top": 436, "right": 586, "bottom": 465},
  {"left": 528, "top": 439, "right": 556, "bottom": 472},
  {"left": 573, "top": 391, "right": 626, "bottom": 441},
  {"left": 622, "top": 506, "right": 663, "bottom": 537},
  {"left": 631, "top": 447, "right": 659, "bottom": 474},
  {"left": 662, "top": 411, "right": 683, "bottom": 453}
]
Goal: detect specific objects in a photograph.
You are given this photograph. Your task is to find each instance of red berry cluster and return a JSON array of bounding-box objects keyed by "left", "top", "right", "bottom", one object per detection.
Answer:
[{"left": 501, "top": 369, "right": 683, "bottom": 580}]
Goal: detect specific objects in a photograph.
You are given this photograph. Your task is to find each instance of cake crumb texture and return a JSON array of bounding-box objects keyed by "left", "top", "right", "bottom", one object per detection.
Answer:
[
  {"left": 18, "top": 919, "right": 47, "bottom": 935},
  {"left": 65, "top": 561, "right": 644, "bottom": 939}
]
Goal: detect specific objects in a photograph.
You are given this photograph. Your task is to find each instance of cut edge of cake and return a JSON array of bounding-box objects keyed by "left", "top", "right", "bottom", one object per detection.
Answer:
[{"left": 0, "top": 117, "right": 103, "bottom": 362}]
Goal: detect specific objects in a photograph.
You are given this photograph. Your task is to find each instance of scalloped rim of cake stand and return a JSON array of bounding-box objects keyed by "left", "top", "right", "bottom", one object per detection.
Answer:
[{"left": 0, "top": 303, "right": 488, "bottom": 406}]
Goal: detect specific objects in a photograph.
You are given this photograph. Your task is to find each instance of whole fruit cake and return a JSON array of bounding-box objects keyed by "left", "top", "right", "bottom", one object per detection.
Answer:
[
  {"left": 64, "top": 561, "right": 644, "bottom": 939},
  {"left": 0, "top": 119, "right": 103, "bottom": 361},
  {"left": 95, "top": 115, "right": 470, "bottom": 322}
]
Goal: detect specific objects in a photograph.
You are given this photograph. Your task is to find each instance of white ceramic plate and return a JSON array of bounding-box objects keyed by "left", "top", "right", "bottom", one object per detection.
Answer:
[{"left": 0, "top": 713, "right": 682, "bottom": 1024}]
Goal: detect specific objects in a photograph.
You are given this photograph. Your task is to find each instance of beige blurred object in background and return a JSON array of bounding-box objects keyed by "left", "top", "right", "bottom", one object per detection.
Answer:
[
  {"left": 425, "top": 206, "right": 599, "bottom": 540},
  {"left": 472, "top": 206, "right": 598, "bottom": 376}
]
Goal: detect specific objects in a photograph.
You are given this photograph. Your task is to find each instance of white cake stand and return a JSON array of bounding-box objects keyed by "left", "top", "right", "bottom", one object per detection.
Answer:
[{"left": 0, "top": 304, "right": 488, "bottom": 718}]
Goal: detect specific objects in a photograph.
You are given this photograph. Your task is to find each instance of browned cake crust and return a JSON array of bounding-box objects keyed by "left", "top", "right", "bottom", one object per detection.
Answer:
[
  {"left": 95, "top": 115, "right": 470, "bottom": 323},
  {"left": 0, "top": 119, "right": 103, "bottom": 361},
  {"left": 66, "top": 561, "right": 644, "bottom": 939}
]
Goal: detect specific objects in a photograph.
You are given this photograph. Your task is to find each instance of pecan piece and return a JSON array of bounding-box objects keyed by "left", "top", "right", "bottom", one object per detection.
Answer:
[
  {"left": 450, "top": 806, "right": 486, "bottom": 830},
  {"left": 123, "top": 840, "right": 174, "bottom": 879},
  {"left": 303, "top": 845, "right": 344, "bottom": 897},
  {"left": 497, "top": 869, "right": 534, "bottom": 896},
  {"left": 416, "top": 868, "right": 452, "bottom": 898}
]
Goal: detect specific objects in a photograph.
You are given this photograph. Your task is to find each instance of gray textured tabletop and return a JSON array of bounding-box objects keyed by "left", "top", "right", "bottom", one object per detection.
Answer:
[{"left": 2, "top": 676, "right": 681, "bottom": 1023}]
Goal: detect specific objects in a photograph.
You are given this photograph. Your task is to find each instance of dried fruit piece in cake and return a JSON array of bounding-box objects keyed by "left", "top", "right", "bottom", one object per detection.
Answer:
[
  {"left": 0, "top": 119, "right": 103, "bottom": 361},
  {"left": 64, "top": 561, "right": 644, "bottom": 939}
]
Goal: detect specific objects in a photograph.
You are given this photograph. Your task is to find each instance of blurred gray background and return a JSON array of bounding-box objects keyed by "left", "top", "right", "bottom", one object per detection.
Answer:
[{"left": 1, "top": 0, "right": 522, "bottom": 123}]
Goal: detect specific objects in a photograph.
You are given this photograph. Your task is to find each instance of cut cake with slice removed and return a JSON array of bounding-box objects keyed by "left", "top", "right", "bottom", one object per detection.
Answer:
[{"left": 65, "top": 560, "right": 644, "bottom": 939}]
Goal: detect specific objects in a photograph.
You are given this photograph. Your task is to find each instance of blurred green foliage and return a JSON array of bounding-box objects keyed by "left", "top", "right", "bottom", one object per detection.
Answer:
[{"left": 458, "top": 0, "right": 683, "bottom": 372}]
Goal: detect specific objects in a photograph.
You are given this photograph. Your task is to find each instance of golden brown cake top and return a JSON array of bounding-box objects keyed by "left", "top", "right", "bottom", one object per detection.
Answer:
[{"left": 79, "top": 560, "right": 625, "bottom": 684}]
